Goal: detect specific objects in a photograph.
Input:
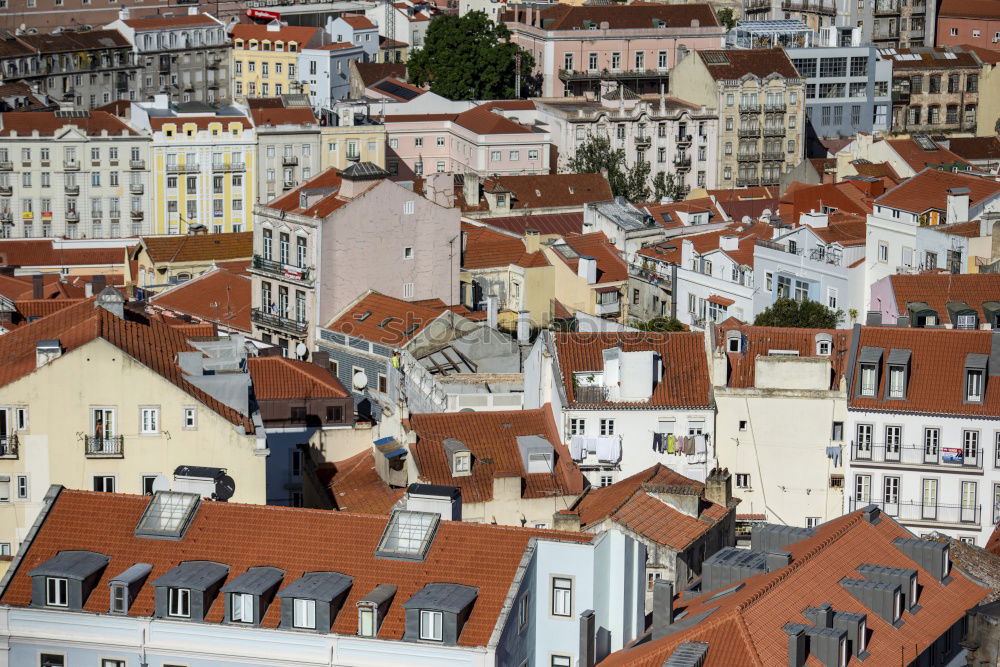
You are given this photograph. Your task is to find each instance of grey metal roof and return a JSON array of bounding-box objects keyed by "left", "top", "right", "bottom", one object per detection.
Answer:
[
  {"left": 341, "top": 161, "right": 389, "bottom": 181},
  {"left": 966, "top": 353, "right": 989, "bottom": 369},
  {"left": 664, "top": 641, "right": 710, "bottom": 667},
  {"left": 36, "top": 339, "right": 61, "bottom": 351},
  {"left": 887, "top": 348, "right": 911, "bottom": 366},
  {"left": 407, "top": 483, "right": 460, "bottom": 498},
  {"left": 906, "top": 301, "right": 934, "bottom": 313},
  {"left": 947, "top": 301, "right": 976, "bottom": 319},
  {"left": 152, "top": 561, "right": 229, "bottom": 591},
  {"left": 859, "top": 346, "right": 883, "bottom": 364},
  {"left": 109, "top": 563, "right": 153, "bottom": 586},
  {"left": 402, "top": 583, "right": 478, "bottom": 613},
  {"left": 277, "top": 571, "right": 353, "bottom": 602},
  {"left": 442, "top": 438, "right": 471, "bottom": 458},
  {"left": 359, "top": 584, "right": 397, "bottom": 607},
  {"left": 28, "top": 550, "right": 109, "bottom": 580},
  {"left": 221, "top": 567, "right": 285, "bottom": 595},
  {"left": 592, "top": 198, "right": 651, "bottom": 232}
]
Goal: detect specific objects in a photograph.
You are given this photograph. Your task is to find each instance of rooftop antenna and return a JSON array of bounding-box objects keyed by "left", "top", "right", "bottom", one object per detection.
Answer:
[{"left": 384, "top": 0, "right": 396, "bottom": 52}]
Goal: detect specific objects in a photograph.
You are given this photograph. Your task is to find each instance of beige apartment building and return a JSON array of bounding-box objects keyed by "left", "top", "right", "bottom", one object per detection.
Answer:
[
  {"left": 671, "top": 48, "right": 806, "bottom": 189},
  {"left": 0, "top": 292, "right": 266, "bottom": 554},
  {"left": 249, "top": 98, "right": 323, "bottom": 205}
]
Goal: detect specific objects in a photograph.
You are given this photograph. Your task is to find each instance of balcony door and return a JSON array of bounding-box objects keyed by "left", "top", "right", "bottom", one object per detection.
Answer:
[
  {"left": 883, "top": 476, "right": 900, "bottom": 516},
  {"left": 961, "top": 481, "right": 977, "bottom": 523},
  {"left": 921, "top": 478, "right": 938, "bottom": 520},
  {"left": 885, "top": 425, "right": 901, "bottom": 461},
  {"left": 0, "top": 408, "right": 6, "bottom": 437},
  {"left": 91, "top": 408, "right": 115, "bottom": 453},
  {"left": 856, "top": 424, "right": 873, "bottom": 459}
]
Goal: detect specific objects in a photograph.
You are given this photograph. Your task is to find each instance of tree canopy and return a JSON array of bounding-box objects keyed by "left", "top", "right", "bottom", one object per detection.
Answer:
[
  {"left": 568, "top": 134, "right": 651, "bottom": 202},
  {"left": 716, "top": 8, "right": 737, "bottom": 31},
  {"left": 407, "top": 12, "right": 535, "bottom": 100},
  {"left": 753, "top": 298, "right": 844, "bottom": 328},
  {"left": 630, "top": 316, "right": 686, "bottom": 332}
]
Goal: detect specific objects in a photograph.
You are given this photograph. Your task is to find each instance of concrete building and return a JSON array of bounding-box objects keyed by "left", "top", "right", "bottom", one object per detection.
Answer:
[
  {"left": 884, "top": 46, "right": 983, "bottom": 135},
  {"left": 533, "top": 90, "right": 719, "bottom": 194},
  {"left": 844, "top": 325, "right": 1000, "bottom": 546},
  {"left": 328, "top": 14, "right": 380, "bottom": 62},
  {"left": 712, "top": 322, "right": 850, "bottom": 530},
  {"left": 130, "top": 96, "right": 256, "bottom": 236},
  {"left": 0, "top": 487, "right": 647, "bottom": 667},
  {"left": 504, "top": 4, "right": 726, "bottom": 99},
  {"left": 231, "top": 21, "right": 323, "bottom": 101},
  {"left": 248, "top": 97, "right": 323, "bottom": 205},
  {"left": 250, "top": 165, "right": 461, "bottom": 358},
  {"left": 0, "top": 110, "right": 152, "bottom": 239},
  {"left": 740, "top": 1, "right": 837, "bottom": 33},
  {"left": 670, "top": 48, "right": 806, "bottom": 190},
  {"left": 106, "top": 8, "right": 231, "bottom": 105},
  {"left": 299, "top": 41, "right": 366, "bottom": 109},
  {"left": 786, "top": 46, "right": 892, "bottom": 140},
  {"left": 0, "top": 29, "right": 138, "bottom": 110},
  {"left": 364, "top": 0, "right": 436, "bottom": 49},
  {"left": 525, "top": 330, "right": 717, "bottom": 487},
  {"left": 0, "top": 292, "right": 266, "bottom": 553},
  {"left": 936, "top": 0, "right": 1000, "bottom": 53}
]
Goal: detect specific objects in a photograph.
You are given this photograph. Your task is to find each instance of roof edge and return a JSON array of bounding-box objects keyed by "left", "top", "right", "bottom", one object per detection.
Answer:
[{"left": 0, "top": 484, "right": 64, "bottom": 598}]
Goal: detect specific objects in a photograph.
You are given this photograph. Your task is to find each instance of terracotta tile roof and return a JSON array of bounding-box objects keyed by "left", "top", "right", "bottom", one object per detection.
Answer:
[
  {"left": 379, "top": 36, "right": 409, "bottom": 49},
  {"left": 852, "top": 160, "right": 901, "bottom": 183},
  {"left": 325, "top": 291, "right": 447, "bottom": 347},
  {"left": 314, "top": 41, "right": 360, "bottom": 51},
  {"left": 339, "top": 13, "right": 377, "bottom": 29},
  {"left": 15, "top": 298, "right": 87, "bottom": 321},
  {"left": 453, "top": 104, "right": 535, "bottom": 135},
  {"left": 942, "top": 136, "right": 1000, "bottom": 161},
  {"left": 265, "top": 169, "right": 352, "bottom": 218},
  {"left": 713, "top": 322, "right": 852, "bottom": 389},
  {"left": 554, "top": 331, "right": 712, "bottom": 408},
  {"left": 780, "top": 182, "right": 875, "bottom": 222},
  {"left": 930, "top": 220, "right": 982, "bottom": 237},
  {"left": 698, "top": 48, "right": 799, "bottom": 80},
  {"left": 0, "top": 299, "right": 253, "bottom": 432},
  {"left": 879, "top": 47, "right": 980, "bottom": 70},
  {"left": 354, "top": 62, "right": 407, "bottom": 87},
  {"left": 875, "top": 167, "right": 1000, "bottom": 214},
  {"left": 0, "top": 240, "right": 126, "bottom": 267},
  {"left": 641, "top": 197, "right": 727, "bottom": 229},
  {"left": 123, "top": 13, "right": 221, "bottom": 29},
  {"left": 17, "top": 29, "right": 130, "bottom": 53},
  {"left": 0, "top": 110, "right": 136, "bottom": 137},
  {"left": 960, "top": 43, "right": 1000, "bottom": 64},
  {"left": 0, "top": 37, "right": 35, "bottom": 58},
  {"left": 552, "top": 298, "right": 573, "bottom": 319},
  {"left": 231, "top": 23, "right": 321, "bottom": 45},
  {"left": 988, "top": 526, "right": 1000, "bottom": 556},
  {"left": 707, "top": 187, "right": 780, "bottom": 202},
  {"left": 463, "top": 226, "right": 549, "bottom": 270},
  {"left": 887, "top": 273, "right": 1000, "bottom": 323},
  {"left": 486, "top": 173, "right": 612, "bottom": 210},
  {"left": 885, "top": 139, "right": 973, "bottom": 172},
  {"left": 0, "top": 81, "right": 54, "bottom": 112},
  {"left": 248, "top": 356, "right": 349, "bottom": 400},
  {"left": 512, "top": 3, "right": 719, "bottom": 29},
  {"left": 148, "top": 115, "right": 249, "bottom": 132},
  {"left": 638, "top": 222, "right": 770, "bottom": 268},
  {"left": 849, "top": 327, "right": 1000, "bottom": 416},
  {"left": 600, "top": 507, "right": 988, "bottom": 666},
  {"left": 939, "top": 0, "right": 1000, "bottom": 19},
  {"left": 250, "top": 105, "right": 318, "bottom": 127},
  {"left": 326, "top": 450, "right": 405, "bottom": 514},
  {"left": 409, "top": 407, "right": 585, "bottom": 504},
  {"left": 140, "top": 232, "right": 253, "bottom": 264},
  {"left": 809, "top": 213, "right": 868, "bottom": 246},
  {"left": 0, "top": 488, "right": 591, "bottom": 646},
  {"left": 553, "top": 232, "right": 627, "bottom": 283},
  {"left": 478, "top": 212, "right": 584, "bottom": 236},
  {"left": 0, "top": 273, "right": 84, "bottom": 301},
  {"left": 149, "top": 266, "right": 252, "bottom": 332}
]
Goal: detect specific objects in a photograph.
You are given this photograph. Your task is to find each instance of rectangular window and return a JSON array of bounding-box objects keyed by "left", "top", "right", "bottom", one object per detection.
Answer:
[
  {"left": 600, "top": 419, "right": 615, "bottom": 436},
  {"left": 964, "top": 430, "right": 980, "bottom": 464},
  {"left": 569, "top": 418, "right": 585, "bottom": 436},
  {"left": 140, "top": 407, "right": 159, "bottom": 434},
  {"left": 551, "top": 577, "right": 572, "bottom": 616},
  {"left": 41, "top": 655, "right": 65, "bottom": 667},
  {"left": 16, "top": 474, "right": 27, "bottom": 499},
  {"left": 358, "top": 604, "right": 374, "bottom": 636},
  {"left": 46, "top": 577, "right": 68, "bottom": 606},
  {"left": 420, "top": 609, "right": 443, "bottom": 640},
  {"left": 860, "top": 365, "right": 877, "bottom": 397},
  {"left": 967, "top": 370, "right": 983, "bottom": 402},
  {"left": 231, "top": 592, "right": 254, "bottom": 623},
  {"left": 110, "top": 584, "right": 127, "bottom": 613},
  {"left": 735, "top": 473, "right": 751, "bottom": 488},
  {"left": 93, "top": 475, "right": 115, "bottom": 492},
  {"left": 552, "top": 657, "right": 572, "bottom": 667},
  {"left": 888, "top": 367, "right": 905, "bottom": 398},
  {"left": 518, "top": 592, "right": 529, "bottom": 628},
  {"left": 183, "top": 407, "right": 197, "bottom": 429},
  {"left": 294, "top": 598, "right": 316, "bottom": 629},
  {"left": 168, "top": 587, "right": 190, "bottom": 617}
]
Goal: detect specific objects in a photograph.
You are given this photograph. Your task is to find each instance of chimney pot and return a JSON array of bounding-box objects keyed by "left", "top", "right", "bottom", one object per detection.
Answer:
[{"left": 652, "top": 579, "right": 675, "bottom": 640}]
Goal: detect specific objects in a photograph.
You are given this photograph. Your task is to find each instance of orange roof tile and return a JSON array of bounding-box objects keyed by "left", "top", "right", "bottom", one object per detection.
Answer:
[
  {"left": 0, "top": 240, "right": 126, "bottom": 267},
  {"left": 987, "top": 526, "right": 1000, "bottom": 556},
  {"left": 878, "top": 47, "right": 981, "bottom": 70},
  {"left": 140, "top": 232, "right": 253, "bottom": 265},
  {"left": 485, "top": 173, "right": 613, "bottom": 211},
  {"left": 463, "top": 226, "right": 549, "bottom": 270},
  {"left": 339, "top": 13, "right": 377, "bottom": 29},
  {"left": 250, "top": 105, "right": 318, "bottom": 127},
  {"left": 851, "top": 160, "right": 901, "bottom": 184},
  {"left": 326, "top": 450, "right": 405, "bottom": 514},
  {"left": 886, "top": 138, "right": 973, "bottom": 172},
  {"left": 325, "top": 291, "right": 447, "bottom": 347},
  {"left": 0, "top": 110, "right": 136, "bottom": 137},
  {"left": 409, "top": 407, "right": 584, "bottom": 504},
  {"left": 231, "top": 23, "right": 321, "bottom": 45},
  {"left": 810, "top": 213, "right": 868, "bottom": 246},
  {"left": 149, "top": 266, "right": 251, "bottom": 331},
  {"left": 0, "top": 488, "right": 591, "bottom": 647},
  {"left": 875, "top": 168, "right": 1000, "bottom": 214},
  {"left": 888, "top": 273, "right": 1000, "bottom": 325},
  {"left": 554, "top": 331, "right": 712, "bottom": 409},
  {"left": 601, "top": 508, "right": 988, "bottom": 666},
  {"left": 478, "top": 212, "right": 584, "bottom": 236},
  {"left": 642, "top": 197, "right": 727, "bottom": 229},
  {"left": 508, "top": 3, "right": 719, "bottom": 29},
  {"left": 266, "top": 169, "right": 352, "bottom": 218},
  {"left": 248, "top": 356, "right": 349, "bottom": 400},
  {"left": 699, "top": 48, "right": 798, "bottom": 79},
  {"left": 554, "top": 232, "right": 627, "bottom": 283}
]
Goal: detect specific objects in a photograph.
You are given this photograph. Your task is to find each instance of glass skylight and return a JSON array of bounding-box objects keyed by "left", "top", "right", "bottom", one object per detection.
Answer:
[
  {"left": 135, "top": 491, "right": 201, "bottom": 539},
  {"left": 375, "top": 511, "right": 440, "bottom": 561}
]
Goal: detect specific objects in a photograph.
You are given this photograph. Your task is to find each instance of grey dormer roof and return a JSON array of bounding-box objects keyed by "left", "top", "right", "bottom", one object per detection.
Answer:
[
  {"left": 152, "top": 561, "right": 229, "bottom": 591},
  {"left": 886, "top": 348, "right": 911, "bottom": 366},
  {"left": 221, "top": 567, "right": 285, "bottom": 595},
  {"left": 517, "top": 435, "right": 554, "bottom": 472},
  {"left": 28, "top": 550, "right": 109, "bottom": 581},
  {"left": 109, "top": 563, "right": 153, "bottom": 586},
  {"left": 359, "top": 584, "right": 397, "bottom": 606},
  {"left": 966, "top": 353, "right": 989, "bottom": 370},
  {"left": 402, "top": 583, "right": 478, "bottom": 613},
  {"left": 859, "top": 346, "right": 883, "bottom": 364},
  {"left": 277, "top": 571, "right": 353, "bottom": 602},
  {"left": 442, "top": 438, "right": 471, "bottom": 458},
  {"left": 341, "top": 161, "right": 389, "bottom": 181}
]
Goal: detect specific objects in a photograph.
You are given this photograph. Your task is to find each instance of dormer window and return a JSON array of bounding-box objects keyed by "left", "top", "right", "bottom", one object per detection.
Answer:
[
  {"left": 231, "top": 593, "right": 253, "bottom": 622},
  {"left": 815, "top": 333, "right": 832, "bottom": 356},
  {"left": 857, "top": 347, "right": 883, "bottom": 398},
  {"left": 727, "top": 330, "right": 742, "bottom": 353},
  {"left": 107, "top": 564, "right": 152, "bottom": 616},
  {"left": 420, "top": 610, "right": 443, "bottom": 640},
  {"left": 860, "top": 365, "right": 877, "bottom": 397},
  {"left": 358, "top": 603, "right": 375, "bottom": 636},
  {"left": 110, "top": 584, "right": 127, "bottom": 613},
  {"left": 168, "top": 587, "right": 190, "bottom": 617},
  {"left": 404, "top": 583, "right": 477, "bottom": 645},
  {"left": 293, "top": 598, "right": 316, "bottom": 629},
  {"left": 46, "top": 577, "right": 67, "bottom": 607},
  {"left": 454, "top": 452, "right": 470, "bottom": 474},
  {"left": 443, "top": 438, "right": 472, "bottom": 477},
  {"left": 29, "top": 550, "right": 109, "bottom": 611},
  {"left": 888, "top": 367, "right": 904, "bottom": 398},
  {"left": 965, "top": 354, "right": 988, "bottom": 404}
]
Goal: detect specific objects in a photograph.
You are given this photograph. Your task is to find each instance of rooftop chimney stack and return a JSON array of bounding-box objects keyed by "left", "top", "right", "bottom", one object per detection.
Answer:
[
  {"left": 463, "top": 172, "right": 481, "bottom": 207},
  {"left": 946, "top": 187, "right": 970, "bottom": 225},
  {"left": 719, "top": 234, "right": 739, "bottom": 251},
  {"left": 652, "top": 579, "right": 675, "bottom": 640},
  {"left": 577, "top": 256, "right": 597, "bottom": 285},
  {"left": 705, "top": 467, "right": 732, "bottom": 508},
  {"left": 32, "top": 274, "right": 43, "bottom": 300}
]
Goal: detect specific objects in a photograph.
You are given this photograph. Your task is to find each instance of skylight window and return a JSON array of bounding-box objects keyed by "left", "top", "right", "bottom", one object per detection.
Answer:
[
  {"left": 135, "top": 491, "right": 200, "bottom": 539},
  {"left": 375, "top": 511, "right": 440, "bottom": 561},
  {"left": 356, "top": 311, "right": 372, "bottom": 322},
  {"left": 553, "top": 244, "right": 579, "bottom": 259}
]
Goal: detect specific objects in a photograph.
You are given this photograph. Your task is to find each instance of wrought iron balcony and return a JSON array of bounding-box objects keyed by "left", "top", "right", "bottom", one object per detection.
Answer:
[
  {"left": 66, "top": 210, "right": 79, "bottom": 222},
  {"left": 762, "top": 151, "right": 785, "bottom": 161},
  {"left": 760, "top": 175, "right": 782, "bottom": 186},
  {"left": 166, "top": 163, "right": 200, "bottom": 173},
  {"left": 85, "top": 434, "right": 124, "bottom": 458},
  {"left": 65, "top": 184, "right": 80, "bottom": 195},
  {"left": 739, "top": 103, "right": 761, "bottom": 114},
  {"left": 850, "top": 440, "right": 983, "bottom": 469},
  {"left": 847, "top": 498, "right": 980, "bottom": 526},
  {"left": 0, "top": 433, "right": 18, "bottom": 459},
  {"left": 764, "top": 104, "right": 786, "bottom": 113},
  {"left": 874, "top": 0, "right": 900, "bottom": 15},
  {"left": 251, "top": 307, "right": 308, "bottom": 336},
  {"left": 0, "top": 161, "right": 11, "bottom": 171},
  {"left": 763, "top": 127, "right": 786, "bottom": 137},
  {"left": 212, "top": 161, "right": 245, "bottom": 172},
  {"left": 63, "top": 159, "right": 79, "bottom": 171},
  {"left": 736, "top": 153, "right": 760, "bottom": 162},
  {"left": 131, "top": 210, "right": 144, "bottom": 220},
  {"left": 0, "top": 210, "right": 12, "bottom": 223},
  {"left": 251, "top": 255, "right": 313, "bottom": 283},
  {"left": 675, "top": 134, "right": 693, "bottom": 146},
  {"left": 673, "top": 156, "right": 692, "bottom": 168},
  {"left": 130, "top": 159, "right": 146, "bottom": 170},
  {"left": 736, "top": 177, "right": 760, "bottom": 187},
  {"left": 892, "top": 90, "right": 910, "bottom": 103},
  {"left": 130, "top": 183, "right": 144, "bottom": 195},
  {"left": 634, "top": 135, "right": 652, "bottom": 148},
  {"left": 282, "top": 155, "right": 299, "bottom": 166},
  {"left": 738, "top": 127, "right": 760, "bottom": 138}
]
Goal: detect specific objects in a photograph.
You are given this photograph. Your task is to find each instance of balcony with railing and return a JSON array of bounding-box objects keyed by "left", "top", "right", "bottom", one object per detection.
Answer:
[
  {"left": 847, "top": 498, "right": 980, "bottom": 527},
  {"left": 739, "top": 103, "right": 761, "bottom": 114},
  {"left": 762, "top": 151, "right": 785, "bottom": 161},
  {"left": 762, "top": 126, "right": 786, "bottom": 137},
  {"left": 63, "top": 159, "right": 79, "bottom": 171},
  {"left": 738, "top": 127, "right": 760, "bottom": 138},
  {"left": 0, "top": 433, "right": 18, "bottom": 459},
  {"left": 251, "top": 308, "right": 308, "bottom": 336},
  {"left": 66, "top": 210, "right": 79, "bottom": 222},
  {"left": 0, "top": 161, "right": 11, "bottom": 171},
  {"left": 0, "top": 210, "right": 12, "bottom": 223},
  {"left": 873, "top": 28, "right": 901, "bottom": 40},
  {"left": 911, "top": 1, "right": 925, "bottom": 12},
  {"left": 675, "top": 134, "right": 693, "bottom": 146},
  {"left": 760, "top": 174, "right": 782, "bottom": 186},
  {"left": 850, "top": 440, "right": 983, "bottom": 470},
  {"left": 130, "top": 183, "right": 144, "bottom": 195},
  {"left": 131, "top": 210, "right": 144, "bottom": 220},
  {"left": 166, "top": 163, "right": 200, "bottom": 173},
  {"left": 634, "top": 134, "right": 652, "bottom": 149},
  {"left": 874, "top": 0, "right": 900, "bottom": 15},
  {"left": 780, "top": 0, "right": 835, "bottom": 13},
  {"left": 282, "top": 155, "right": 299, "bottom": 166},
  {"left": 673, "top": 155, "right": 692, "bottom": 170},
  {"left": 0, "top": 185, "right": 11, "bottom": 196},
  {"left": 212, "top": 161, "right": 246, "bottom": 172},
  {"left": 251, "top": 255, "right": 313, "bottom": 284},
  {"left": 130, "top": 159, "right": 146, "bottom": 170},
  {"left": 737, "top": 152, "right": 760, "bottom": 162},
  {"left": 736, "top": 177, "right": 761, "bottom": 187},
  {"left": 64, "top": 184, "right": 79, "bottom": 195},
  {"left": 85, "top": 435, "right": 124, "bottom": 458}
]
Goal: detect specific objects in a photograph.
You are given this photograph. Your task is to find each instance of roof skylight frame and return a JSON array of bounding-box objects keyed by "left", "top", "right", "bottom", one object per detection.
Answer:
[
  {"left": 135, "top": 491, "right": 201, "bottom": 540},
  {"left": 375, "top": 510, "right": 440, "bottom": 561}
]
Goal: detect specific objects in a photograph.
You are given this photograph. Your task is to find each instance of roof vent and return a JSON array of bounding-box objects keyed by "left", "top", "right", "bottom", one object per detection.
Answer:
[
  {"left": 664, "top": 641, "right": 709, "bottom": 667},
  {"left": 765, "top": 550, "right": 792, "bottom": 572},
  {"left": 862, "top": 504, "right": 881, "bottom": 524}
]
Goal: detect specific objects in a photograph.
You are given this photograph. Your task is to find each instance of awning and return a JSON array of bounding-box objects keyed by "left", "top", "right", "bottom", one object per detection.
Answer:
[
  {"left": 595, "top": 285, "right": 620, "bottom": 293},
  {"left": 708, "top": 295, "right": 735, "bottom": 307}
]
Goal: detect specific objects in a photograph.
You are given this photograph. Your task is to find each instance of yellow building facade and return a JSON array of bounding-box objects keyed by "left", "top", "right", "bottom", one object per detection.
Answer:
[
  {"left": 320, "top": 122, "right": 387, "bottom": 170},
  {"left": 231, "top": 23, "right": 321, "bottom": 100}
]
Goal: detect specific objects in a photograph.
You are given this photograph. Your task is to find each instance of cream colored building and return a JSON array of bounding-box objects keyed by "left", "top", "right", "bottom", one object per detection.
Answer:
[
  {"left": 0, "top": 292, "right": 266, "bottom": 554},
  {"left": 130, "top": 96, "right": 256, "bottom": 235},
  {"left": 320, "top": 104, "right": 386, "bottom": 171},
  {"left": 671, "top": 48, "right": 807, "bottom": 189},
  {"left": 231, "top": 21, "right": 322, "bottom": 101}
]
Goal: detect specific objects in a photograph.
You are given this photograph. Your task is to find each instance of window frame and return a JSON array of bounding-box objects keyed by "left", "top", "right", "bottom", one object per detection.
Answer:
[
  {"left": 45, "top": 576, "right": 68, "bottom": 607},
  {"left": 139, "top": 406, "right": 160, "bottom": 435},
  {"left": 168, "top": 587, "right": 191, "bottom": 618},
  {"left": 293, "top": 597, "right": 316, "bottom": 629},
  {"left": 230, "top": 591, "right": 254, "bottom": 623},
  {"left": 551, "top": 576, "right": 573, "bottom": 617},
  {"left": 419, "top": 609, "right": 443, "bottom": 641}
]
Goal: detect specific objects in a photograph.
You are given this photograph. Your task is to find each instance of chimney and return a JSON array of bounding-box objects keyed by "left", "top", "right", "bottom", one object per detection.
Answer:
[
  {"left": 84, "top": 282, "right": 93, "bottom": 298},
  {"left": 524, "top": 229, "right": 541, "bottom": 253},
  {"left": 31, "top": 274, "right": 43, "bottom": 299},
  {"left": 946, "top": 187, "right": 970, "bottom": 224},
  {"left": 35, "top": 339, "right": 62, "bottom": 368},
  {"left": 865, "top": 311, "right": 882, "bottom": 326},
  {"left": 765, "top": 550, "right": 792, "bottom": 572},
  {"left": 719, "top": 234, "right": 738, "bottom": 251},
  {"left": 119, "top": 6, "right": 129, "bottom": 19},
  {"left": 485, "top": 294, "right": 498, "bottom": 329},
  {"left": 553, "top": 510, "right": 581, "bottom": 532},
  {"left": 577, "top": 256, "right": 597, "bottom": 284},
  {"left": 579, "top": 609, "right": 596, "bottom": 667},
  {"left": 813, "top": 602, "right": 834, "bottom": 628},
  {"left": 187, "top": 5, "right": 198, "bottom": 14},
  {"left": 462, "top": 172, "right": 481, "bottom": 207},
  {"left": 704, "top": 468, "right": 732, "bottom": 508},
  {"left": 312, "top": 349, "right": 330, "bottom": 370},
  {"left": 92, "top": 274, "right": 107, "bottom": 292},
  {"left": 799, "top": 210, "right": 829, "bottom": 228},
  {"left": 784, "top": 624, "right": 808, "bottom": 667},
  {"left": 517, "top": 310, "right": 531, "bottom": 344},
  {"left": 652, "top": 579, "right": 674, "bottom": 640}
]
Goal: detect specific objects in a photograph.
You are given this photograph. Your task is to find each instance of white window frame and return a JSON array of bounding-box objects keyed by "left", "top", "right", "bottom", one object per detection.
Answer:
[
  {"left": 231, "top": 592, "right": 254, "bottom": 623},
  {"left": 140, "top": 406, "right": 159, "bottom": 435},
  {"left": 569, "top": 418, "right": 585, "bottom": 436},
  {"left": 599, "top": 419, "right": 615, "bottom": 436},
  {"left": 16, "top": 474, "right": 27, "bottom": 499},
  {"left": 551, "top": 576, "right": 572, "bottom": 617},
  {"left": 183, "top": 407, "right": 197, "bottom": 430},
  {"left": 110, "top": 583, "right": 128, "bottom": 613},
  {"left": 168, "top": 587, "right": 191, "bottom": 618},
  {"left": 46, "top": 576, "right": 68, "bottom": 606},
  {"left": 358, "top": 603, "right": 375, "bottom": 636},
  {"left": 419, "top": 609, "right": 443, "bottom": 641},
  {"left": 735, "top": 473, "right": 751, "bottom": 489},
  {"left": 293, "top": 597, "right": 316, "bottom": 629}
]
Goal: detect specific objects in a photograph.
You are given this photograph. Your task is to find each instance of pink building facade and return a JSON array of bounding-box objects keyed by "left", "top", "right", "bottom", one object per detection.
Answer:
[
  {"left": 504, "top": 4, "right": 727, "bottom": 98},
  {"left": 384, "top": 105, "right": 552, "bottom": 179}
]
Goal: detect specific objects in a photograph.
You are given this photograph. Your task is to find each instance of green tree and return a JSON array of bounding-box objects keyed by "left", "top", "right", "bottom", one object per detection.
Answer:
[
  {"left": 631, "top": 315, "right": 686, "bottom": 332},
  {"left": 753, "top": 298, "right": 844, "bottom": 328},
  {"left": 716, "top": 8, "right": 737, "bottom": 31},
  {"left": 652, "top": 171, "right": 687, "bottom": 202},
  {"left": 407, "top": 12, "right": 535, "bottom": 100},
  {"left": 568, "top": 134, "right": 651, "bottom": 201}
]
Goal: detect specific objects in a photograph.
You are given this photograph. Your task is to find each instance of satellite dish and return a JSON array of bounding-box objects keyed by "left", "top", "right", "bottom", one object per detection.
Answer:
[
  {"left": 295, "top": 342, "right": 308, "bottom": 359},
  {"left": 353, "top": 370, "right": 369, "bottom": 390},
  {"left": 213, "top": 474, "right": 236, "bottom": 502},
  {"left": 151, "top": 474, "right": 170, "bottom": 494}
]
